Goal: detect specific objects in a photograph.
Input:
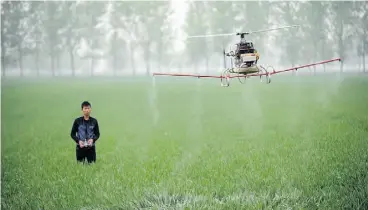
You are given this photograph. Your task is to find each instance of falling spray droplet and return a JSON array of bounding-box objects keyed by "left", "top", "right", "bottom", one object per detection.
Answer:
[
  {"left": 152, "top": 76, "right": 156, "bottom": 88},
  {"left": 149, "top": 76, "right": 159, "bottom": 126}
]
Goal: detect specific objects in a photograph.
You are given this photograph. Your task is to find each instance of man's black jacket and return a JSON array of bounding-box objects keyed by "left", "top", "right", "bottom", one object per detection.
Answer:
[{"left": 70, "top": 116, "right": 100, "bottom": 145}]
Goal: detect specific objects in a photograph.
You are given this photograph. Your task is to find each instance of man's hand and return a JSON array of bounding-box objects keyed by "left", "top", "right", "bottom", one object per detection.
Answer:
[
  {"left": 79, "top": 140, "right": 84, "bottom": 148},
  {"left": 88, "top": 139, "right": 93, "bottom": 146}
]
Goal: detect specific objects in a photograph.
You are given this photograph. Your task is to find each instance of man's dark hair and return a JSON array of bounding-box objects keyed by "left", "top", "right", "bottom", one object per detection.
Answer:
[{"left": 81, "top": 101, "right": 91, "bottom": 109}]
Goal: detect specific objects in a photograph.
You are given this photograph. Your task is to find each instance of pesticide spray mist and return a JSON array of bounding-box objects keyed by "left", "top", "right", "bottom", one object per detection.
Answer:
[
  {"left": 241, "top": 81, "right": 264, "bottom": 138},
  {"left": 149, "top": 76, "right": 160, "bottom": 126},
  {"left": 173, "top": 78, "right": 204, "bottom": 175}
]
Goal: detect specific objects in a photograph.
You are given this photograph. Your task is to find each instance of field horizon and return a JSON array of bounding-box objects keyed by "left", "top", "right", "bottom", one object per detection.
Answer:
[{"left": 2, "top": 73, "right": 368, "bottom": 209}]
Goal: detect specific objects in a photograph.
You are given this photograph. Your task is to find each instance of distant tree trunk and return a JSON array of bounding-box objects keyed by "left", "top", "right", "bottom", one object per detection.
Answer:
[
  {"left": 194, "top": 61, "right": 198, "bottom": 74},
  {"left": 129, "top": 43, "right": 136, "bottom": 75},
  {"left": 90, "top": 58, "right": 94, "bottom": 76},
  {"left": 113, "top": 55, "right": 118, "bottom": 76},
  {"left": 338, "top": 20, "right": 344, "bottom": 73},
  {"left": 1, "top": 11, "right": 5, "bottom": 78},
  {"left": 363, "top": 31, "right": 366, "bottom": 73},
  {"left": 89, "top": 13, "right": 95, "bottom": 77},
  {"left": 1, "top": 64, "right": 5, "bottom": 77},
  {"left": 145, "top": 55, "right": 150, "bottom": 76},
  {"left": 35, "top": 46, "right": 40, "bottom": 76},
  {"left": 359, "top": 54, "right": 365, "bottom": 72},
  {"left": 157, "top": 38, "right": 163, "bottom": 72},
  {"left": 56, "top": 52, "right": 60, "bottom": 76},
  {"left": 50, "top": 52, "right": 55, "bottom": 76},
  {"left": 1, "top": 36, "right": 5, "bottom": 77},
  {"left": 1, "top": 48, "right": 5, "bottom": 78},
  {"left": 112, "top": 32, "right": 118, "bottom": 76},
  {"left": 363, "top": 53, "right": 366, "bottom": 73},
  {"left": 144, "top": 41, "right": 151, "bottom": 76},
  {"left": 340, "top": 60, "right": 344, "bottom": 73},
  {"left": 313, "top": 42, "right": 317, "bottom": 75},
  {"left": 49, "top": 41, "right": 55, "bottom": 76},
  {"left": 321, "top": 42, "right": 326, "bottom": 72},
  {"left": 50, "top": 55, "right": 55, "bottom": 76},
  {"left": 178, "top": 63, "right": 182, "bottom": 73},
  {"left": 18, "top": 44, "right": 23, "bottom": 77},
  {"left": 205, "top": 48, "right": 209, "bottom": 75},
  {"left": 2, "top": 60, "right": 5, "bottom": 77},
  {"left": 66, "top": 34, "right": 75, "bottom": 76},
  {"left": 69, "top": 46, "right": 75, "bottom": 76}
]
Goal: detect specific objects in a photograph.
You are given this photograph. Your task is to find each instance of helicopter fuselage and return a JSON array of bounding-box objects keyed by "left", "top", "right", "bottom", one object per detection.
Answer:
[{"left": 225, "top": 41, "right": 260, "bottom": 74}]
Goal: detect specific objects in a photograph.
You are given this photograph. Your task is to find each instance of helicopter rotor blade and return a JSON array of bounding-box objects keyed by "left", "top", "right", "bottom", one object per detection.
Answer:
[
  {"left": 246, "top": 25, "right": 300, "bottom": 35},
  {"left": 186, "top": 25, "right": 300, "bottom": 39},
  {"left": 186, "top": 32, "right": 236, "bottom": 38}
]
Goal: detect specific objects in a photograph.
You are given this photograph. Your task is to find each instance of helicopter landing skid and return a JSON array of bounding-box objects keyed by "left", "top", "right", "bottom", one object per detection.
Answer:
[
  {"left": 258, "top": 65, "right": 272, "bottom": 84},
  {"left": 220, "top": 65, "right": 272, "bottom": 87},
  {"left": 220, "top": 68, "right": 231, "bottom": 87}
]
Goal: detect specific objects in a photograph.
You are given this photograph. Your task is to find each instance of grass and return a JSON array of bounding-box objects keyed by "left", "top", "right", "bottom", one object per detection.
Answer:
[{"left": 2, "top": 74, "right": 368, "bottom": 209}]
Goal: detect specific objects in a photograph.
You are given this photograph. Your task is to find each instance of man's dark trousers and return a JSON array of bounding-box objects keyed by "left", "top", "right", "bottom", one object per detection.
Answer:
[{"left": 76, "top": 145, "right": 96, "bottom": 163}]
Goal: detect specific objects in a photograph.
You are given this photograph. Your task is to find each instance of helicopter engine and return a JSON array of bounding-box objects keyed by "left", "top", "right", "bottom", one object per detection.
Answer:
[{"left": 236, "top": 53, "right": 257, "bottom": 68}]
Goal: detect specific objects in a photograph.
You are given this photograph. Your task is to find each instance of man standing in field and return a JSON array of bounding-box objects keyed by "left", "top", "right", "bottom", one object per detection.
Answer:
[{"left": 70, "top": 101, "right": 100, "bottom": 164}]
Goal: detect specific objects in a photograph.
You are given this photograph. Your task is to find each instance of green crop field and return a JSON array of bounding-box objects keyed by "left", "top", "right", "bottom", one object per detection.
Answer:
[{"left": 2, "top": 74, "right": 368, "bottom": 209}]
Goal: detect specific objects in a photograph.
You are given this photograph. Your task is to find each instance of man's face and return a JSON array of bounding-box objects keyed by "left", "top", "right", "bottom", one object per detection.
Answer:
[{"left": 82, "top": 105, "right": 91, "bottom": 116}]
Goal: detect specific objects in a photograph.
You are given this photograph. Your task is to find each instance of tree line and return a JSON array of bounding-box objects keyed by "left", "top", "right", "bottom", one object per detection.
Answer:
[{"left": 1, "top": 1, "right": 367, "bottom": 77}]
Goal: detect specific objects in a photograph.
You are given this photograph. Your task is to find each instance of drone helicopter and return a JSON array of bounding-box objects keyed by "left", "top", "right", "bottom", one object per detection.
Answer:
[{"left": 153, "top": 25, "right": 341, "bottom": 87}]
